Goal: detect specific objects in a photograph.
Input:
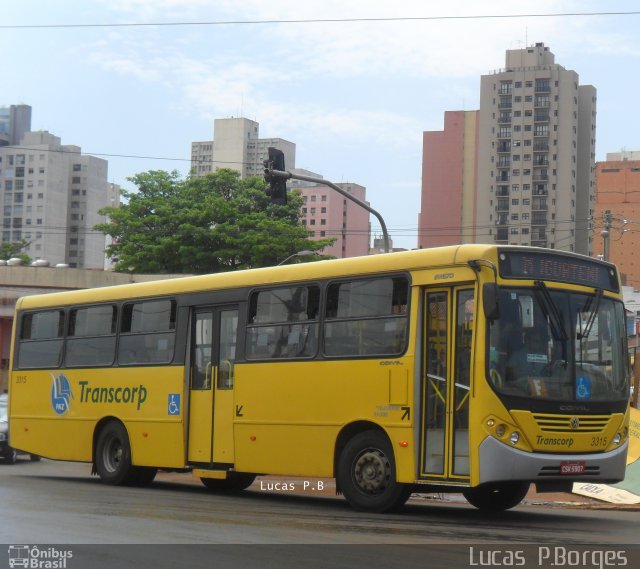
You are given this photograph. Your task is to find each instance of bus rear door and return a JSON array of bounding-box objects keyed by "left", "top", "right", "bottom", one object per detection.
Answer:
[{"left": 187, "top": 306, "right": 239, "bottom": 466}]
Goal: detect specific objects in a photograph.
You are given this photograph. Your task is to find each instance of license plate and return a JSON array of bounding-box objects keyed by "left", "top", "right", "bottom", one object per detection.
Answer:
[{"left": 560, "top": 461, "right": 585, "bottom": 475}]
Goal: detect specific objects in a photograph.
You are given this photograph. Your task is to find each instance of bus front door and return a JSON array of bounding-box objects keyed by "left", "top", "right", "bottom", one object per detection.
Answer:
[
  {"left": 187, "top": 306, "right": 239, "bottom": 465},
  {"left": 421, "top": 287, "right": 474, "bottom": 482}
]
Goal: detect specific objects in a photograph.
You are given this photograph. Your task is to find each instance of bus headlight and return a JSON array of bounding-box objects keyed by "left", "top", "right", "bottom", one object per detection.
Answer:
[
  {"left": 495, "top": 424, "right": 506, "bottom": 438},
  {"left": 613, "top": 433, "right": 622, "bottom": 445},
  {"left": 509, "top": 431, "right": 520, "bottom": 445}
]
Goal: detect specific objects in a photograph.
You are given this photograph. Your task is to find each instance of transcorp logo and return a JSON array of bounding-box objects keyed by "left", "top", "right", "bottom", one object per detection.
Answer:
[
  {"left": 50, "top": 376, "right": 148, "bottom": 414},
  {"left": 51, "top": 374, "right": 73, "bottom": 415}
]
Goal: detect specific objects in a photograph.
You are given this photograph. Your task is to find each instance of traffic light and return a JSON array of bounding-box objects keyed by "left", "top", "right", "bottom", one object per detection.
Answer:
[{"left": 263, "top": 147, "right": 287, "bottom": 205}]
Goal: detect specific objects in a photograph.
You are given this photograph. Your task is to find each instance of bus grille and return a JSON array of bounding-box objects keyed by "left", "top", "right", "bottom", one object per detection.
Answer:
[{"left": 532, "top": 414, "right": 610, "bottom": 433}]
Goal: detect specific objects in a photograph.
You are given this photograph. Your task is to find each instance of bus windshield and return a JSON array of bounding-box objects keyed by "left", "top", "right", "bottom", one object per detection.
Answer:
[{"left": 488, "top": 287, "right": 630, "bottom": 402}]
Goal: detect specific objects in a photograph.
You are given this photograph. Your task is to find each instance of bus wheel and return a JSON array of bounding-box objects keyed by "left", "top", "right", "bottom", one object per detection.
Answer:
[
  {"left": 463, "top": 482, "right": 530, "bottom": 511},
  {"left": 133, "top": 467, "right": 158, "bottom": 487},
  {"left": 5, "top": 447, "right": 17, "bottom": 464},
  {"left": 201, "top": 473, "right": 256, "bottom": 492},
  {"left": 337, "top": 430, "right": 411, "bottom": 513},
  {"left": 95, "top": 421, "right": 137, "bottom": 485}
]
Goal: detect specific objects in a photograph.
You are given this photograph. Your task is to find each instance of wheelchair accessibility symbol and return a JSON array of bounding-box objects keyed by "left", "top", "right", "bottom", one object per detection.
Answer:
[
  {"left": 576, "top": 376, "right": 591, "bottom": 401},
  {"left": 168, "top": 394, "right": 181, "bottom": 416}
]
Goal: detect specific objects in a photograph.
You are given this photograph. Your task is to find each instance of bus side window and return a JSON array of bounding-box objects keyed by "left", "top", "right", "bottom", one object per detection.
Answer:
[
  {"left": 66, "top": 305, "right": 117, "bottom": 367},
  {"left": 16, "top": 310, "right": 65, "bottom": 369},
  {"left": 118, "top": 299, "right": 176, "bottom": 365},
  {"left": 246, "top": 285, "right": 320, "bottom": 360},
  {"left": 324, "top": 276, "right": 408, "bottom": 357}
]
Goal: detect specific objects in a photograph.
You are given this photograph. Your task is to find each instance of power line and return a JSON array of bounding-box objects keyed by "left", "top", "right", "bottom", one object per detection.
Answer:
[
  {"left": 1, "top": 11, "right": 639, "bottom": 30},
  {"left": 2, "top": 144, "right": 264, "bottom": 168},
  {"left": 3, "top": 144, "right": 191, "bottom": 163},
  {"left": 14, "top": 217, "right": 597, "bottom": 238}
]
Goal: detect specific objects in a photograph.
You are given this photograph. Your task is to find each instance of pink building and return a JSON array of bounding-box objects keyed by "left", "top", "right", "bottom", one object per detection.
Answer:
[
  {"left": 418, "top": 111, "right": 479, "bottom": 249},
  {"left": 299, "top": 183, "right": 371, "bottom": 258}
]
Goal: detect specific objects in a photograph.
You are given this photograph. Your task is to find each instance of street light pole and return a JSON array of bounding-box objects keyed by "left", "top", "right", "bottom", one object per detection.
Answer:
[
  {"left": 267, "top": 169, "right": 390, "bottom": 254},
  {"left": 277, "top": 250, "right": 317, "bottom": 266}
]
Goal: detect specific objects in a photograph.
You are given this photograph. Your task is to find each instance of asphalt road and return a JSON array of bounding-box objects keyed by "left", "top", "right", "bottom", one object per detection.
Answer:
[{"left": 0, "top": 458, "right": 638, "bottom": 569}]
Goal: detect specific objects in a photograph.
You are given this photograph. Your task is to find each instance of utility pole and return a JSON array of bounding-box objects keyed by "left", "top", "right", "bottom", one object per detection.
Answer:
[{"left": 601, "top": 209, "right": 612, "bottom": 262}]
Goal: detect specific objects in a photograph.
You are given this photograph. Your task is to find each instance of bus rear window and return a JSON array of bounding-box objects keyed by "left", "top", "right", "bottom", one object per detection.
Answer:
[
  {"left": 17, "top": 310, "right": 64, "bottom": 369},
  {"left": 21, "top": 310, "right": 64, "bottom": 340}
]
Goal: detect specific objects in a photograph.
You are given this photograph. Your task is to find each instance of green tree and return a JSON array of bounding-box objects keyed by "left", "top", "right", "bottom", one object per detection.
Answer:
[
  {"left": 0, "top": 240, "right": 31, "bottom": 265},
  {"left": 96, "top": 169, "right": 334, "bottom": 274}
]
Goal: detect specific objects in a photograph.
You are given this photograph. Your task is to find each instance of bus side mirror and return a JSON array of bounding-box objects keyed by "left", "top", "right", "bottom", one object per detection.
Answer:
[{"left": 483, "top": 283, "right": 500, "bottom": 321}]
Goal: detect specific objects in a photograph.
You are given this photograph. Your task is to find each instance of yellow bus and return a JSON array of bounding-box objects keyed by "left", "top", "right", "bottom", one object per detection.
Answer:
[{"left": 8, "top": 245, "right": 631, "bottom": 512}]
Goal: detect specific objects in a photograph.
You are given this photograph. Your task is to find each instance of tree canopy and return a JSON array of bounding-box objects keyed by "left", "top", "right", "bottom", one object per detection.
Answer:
[
  {"left": 96, "top": 169, "right": 334, "bottom": 274},
  {"left": 0, "top": 240, "right": 31, "bottom": 264}
]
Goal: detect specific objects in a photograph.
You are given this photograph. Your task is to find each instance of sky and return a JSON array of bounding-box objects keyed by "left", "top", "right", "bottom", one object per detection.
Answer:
[{"left": 2, "top": 0, "right": 640, "bottom": 251}]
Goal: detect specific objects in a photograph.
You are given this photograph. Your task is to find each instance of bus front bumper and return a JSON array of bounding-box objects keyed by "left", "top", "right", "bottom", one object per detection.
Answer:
[{"left": 478, "top": 436, "right": 629, "bottom": 485}]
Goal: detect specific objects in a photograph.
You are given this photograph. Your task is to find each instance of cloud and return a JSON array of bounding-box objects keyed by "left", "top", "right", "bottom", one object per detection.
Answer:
[
  {"left": 95, "top": 0, "right": 621, "bottom": 79},
  {"left": 86, "top": 0, "right": 640, "bottom": 155}
]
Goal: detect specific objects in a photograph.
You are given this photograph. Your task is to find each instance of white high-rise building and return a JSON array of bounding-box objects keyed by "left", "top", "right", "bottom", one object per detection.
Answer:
[
  {"left": 191, "top": 117, "right": 295, "bottom": 179},
  {"left": 0, "top": 131, "right": 111, "bottom": 268}
]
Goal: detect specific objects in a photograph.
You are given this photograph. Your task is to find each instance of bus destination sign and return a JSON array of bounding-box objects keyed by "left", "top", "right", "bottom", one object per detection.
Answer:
[{"left": 498, "top": 251, "right": 618, "bottom": 292}]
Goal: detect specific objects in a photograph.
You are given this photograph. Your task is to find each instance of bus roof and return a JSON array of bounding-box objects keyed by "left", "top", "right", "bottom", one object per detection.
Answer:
[{"left": 14, "top": 244, "right": 612, "bottom": 310}]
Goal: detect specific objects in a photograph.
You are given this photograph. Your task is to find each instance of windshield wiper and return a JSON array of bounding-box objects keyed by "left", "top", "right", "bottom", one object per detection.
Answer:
[
  {"left": 534, "top": 280, "right": 568, "bottom": 341},
  {"left": 578, "top": 288, "right": 603, "bottom": 340}
]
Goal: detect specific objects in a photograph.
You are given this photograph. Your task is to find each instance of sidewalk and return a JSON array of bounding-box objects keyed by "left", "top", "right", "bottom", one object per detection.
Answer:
[
  {"left": 412, "top": 485, "right": 640, "bottom": 510},
  {"left": 523, "top": 486, "right": 640, "bottom": 511}
]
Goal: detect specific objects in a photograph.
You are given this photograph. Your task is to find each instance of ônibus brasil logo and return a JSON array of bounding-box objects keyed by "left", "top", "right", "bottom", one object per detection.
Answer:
[
  {"left": 51, "top": 374, "right": 73, "bottom": 415},
  {"left": 8, "top": 545, "right": 73, "bottom": 568}
]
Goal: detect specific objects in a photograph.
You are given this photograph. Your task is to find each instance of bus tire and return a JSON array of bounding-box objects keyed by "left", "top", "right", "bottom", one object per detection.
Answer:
[
  {"left": 95, "top": 421, "right": 138, "bottom": 486},
  {"left": 337, "top": 430, "right": 411, "bottom": 513},
  {"left": 201, "top": 473, "right": 256, "bottom": 492},
  {"left": 5, "top": 447, "right": 17, "bottom": 465},
  {"left": 462, "top": 481, "right": 529, "bottom": 511},
  {"left": 133, "top": 466, "right": 158, "bottom": 487}
]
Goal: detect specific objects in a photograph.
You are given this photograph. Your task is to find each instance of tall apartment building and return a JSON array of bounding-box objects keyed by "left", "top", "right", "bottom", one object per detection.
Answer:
[
  {"left": 593, "top": 151, "right": 640, "bottom": 287},
  {"left": 295, "top": 181, "right": 371, "bottom": 258},
  {"left": 478, "top": 42, "right": 596, "bottom": 254},
  {"left": 418, "top": 111, "right": 478, "bottom": 248},
  {"left": 191, "top": 117, "right": 295, "bottom": 179},
  {"left": 0, "top": 104, "right": 31, "bottom": 147},
  {"left": 419, "top": 43, "right": 597, "bottom": 255},
  {"left": 0, "top": 131, "right": 110, "bottom": 269}
]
